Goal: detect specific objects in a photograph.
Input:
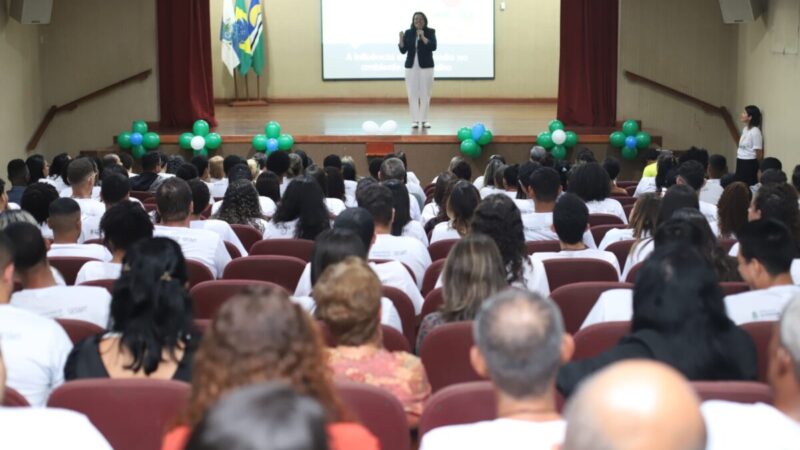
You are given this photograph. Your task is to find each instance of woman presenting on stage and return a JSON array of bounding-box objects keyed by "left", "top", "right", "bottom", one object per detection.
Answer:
[
  {"left": 735, "top": 105, "right": 763, "bottom": 186},
  {"left": 399, "top": 12, "right": 436, "bottom": 129}
]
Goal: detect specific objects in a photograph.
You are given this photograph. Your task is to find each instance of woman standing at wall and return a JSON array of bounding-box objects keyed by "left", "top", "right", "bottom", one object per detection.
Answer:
[
  {"left": 398, "top": 12, "right": 436, "bottom": 129},
  {"left": 735, "top": 105, "right": 763, "bottom": 186}
]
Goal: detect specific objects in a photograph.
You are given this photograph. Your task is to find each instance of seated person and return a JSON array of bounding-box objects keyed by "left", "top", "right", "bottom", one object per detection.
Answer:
[
  {"left": 420, "top": 288, "right": 571, "bottom": 450},
  {"left": 701, "top": 154, "right": 727, "bottom": 205},
  {"left": 6, "top": 159, "right": 28, "bottom": 205},
  {"left": 45, "top": 198, "right": 112, "bottom": 262},
  {"left": 568, "top": 162, "right": 627, "bottom": 224},
  {"left": 263, "top": 177, "right": 330, "bottom": 241},
  {"left": 80, "top": 170, "right": 138, "bottom": 241},
  {"left": 422, "top": 172, "right": 455, "bottom": 226},
  {"left": 75, "top": 201, "right": 153, "bottom": 284},
  {"left": 210, "top": 163, "right": 276, "bottom": 217},
  {"left": 129, "top": 151, "right": 164, "bottom": 192},
  {"left": 378, "top": 157, "right": 422, "bottom": 220},
  {"left": 186, "top": 179, "right": 248, "bottom": 256},
  {"left": 602, "top": 157, "right": 629, "bottom": 196},
  {"left": 19, "top": 181, "right": 60, "bottom": 240},
  {"left": 430, "top": 180, "right": 480, "bottom": 244},
  {"left": 306, "top": 165, "right": 346, "bottom": 218},
  {"left": 8, "top": 222, "right": 111, "bottom": 327},
  {"left": 212, "top": 179, "right": 270, "bottom": 235},
  {"left": 384, "top": 180, "right": 428, "bottom": 246},
  {"left": 522, "top": 167, "right": 595, "bottom": 247},
  {"left": 677, "top": 160, "right": 719, "bottom": 229},
  {"left": 531, "top": 193, "right": 620, "bottom": 276},
  {"left": 64, "top": 158, "right": 105, "bottom": 215},
  {"left": 314, "top": 257, "right": 431, "bottom": 427},
  {"left": 598, "top": 193, "right": 660, "bottom": 250},
  {"left": 65, "top": 238, "right": 197, "bottom": 381}
]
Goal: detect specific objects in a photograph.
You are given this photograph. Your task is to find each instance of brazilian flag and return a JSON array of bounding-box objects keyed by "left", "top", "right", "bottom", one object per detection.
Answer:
[{"left": 237, "top": 0, "right": 264, "bottom": 76}]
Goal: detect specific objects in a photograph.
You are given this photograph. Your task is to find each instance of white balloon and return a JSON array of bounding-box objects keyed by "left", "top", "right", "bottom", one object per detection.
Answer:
[
  {"left": 551, "top": 129, "right": 567, "bottom": 145},
  {"left": 362, "top": 121, "right": 380, "bottom": 133},
  {"left": 380, "top": 120, "right": 398, "bottom": 134},
  {"left": 190, "top": 136, "right": 206, "bottom": 151}
]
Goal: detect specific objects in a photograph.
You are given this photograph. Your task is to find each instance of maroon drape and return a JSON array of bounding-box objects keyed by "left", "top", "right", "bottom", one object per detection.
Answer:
[
  {"left": 157, "top": 0, "right": 216, "bottom": 128},
  {"left": 557, "top": 0, "right": 618, "bottom": 127}
]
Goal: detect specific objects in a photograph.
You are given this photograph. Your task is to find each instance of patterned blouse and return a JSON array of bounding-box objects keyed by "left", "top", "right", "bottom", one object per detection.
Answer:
[{"left": 328, "top": 345, "right": 431, "bottom": 427}]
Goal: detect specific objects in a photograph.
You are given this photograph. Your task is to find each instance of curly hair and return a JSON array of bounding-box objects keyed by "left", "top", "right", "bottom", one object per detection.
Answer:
[
  {"left": 470, "top": 194, "right": 528, "bottom": 284},
  {"left": 179, "top": 286, "right": 347, "bottom": 428},
  {"left": 212, "top": 179, "right": 266, "bottom": 233}
]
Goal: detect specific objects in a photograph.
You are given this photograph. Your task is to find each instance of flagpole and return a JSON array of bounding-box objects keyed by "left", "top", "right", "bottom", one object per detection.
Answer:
[{"left": 233, "top": 71, "right": 239, "bottom": 101}]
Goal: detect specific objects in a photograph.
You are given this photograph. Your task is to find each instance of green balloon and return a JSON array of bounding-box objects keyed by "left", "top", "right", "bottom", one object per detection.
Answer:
[
  {"left": 621, "top": 146, "right": 638, "bottom": 161},
  {"left": 537, "top": 132, "right": 555, "bottom": 150},
  {"left": 117, "top": 132, "right": 132, "bottom": 149},
  {"left": 551, "top": 145, "right": 567, "bottom": 161},
  {"left": 193, "top": 120, "right": 210, "bottom": 137},
  {"left": 194, "top": 148, "right": 209, "bottom": 158},
  {"left": 564, "top": 131, "right": 578, "bottom": 148},
  {"left": 457, "top": 127, "right": 472, "bottom": 142},
  {"left": 178, "top": 132, "right": 194, "bottom": 150},
  {"left": 252, "top": 134, "right": 268, "bottom": 152},
  {"left": 142, "top": 132, "right": 160, "bottom": 150},
  {"left": 622, "top": 119, "right": 640, "bottom": 136},
  {"left": 277, "top": 134, "right": 294, "bottom": 150},
  {"left": 265, "top": 121, "right": 281, "bottom": 139},
  {"left": 205, "top": 132, "right": 222, "bottom": 150},
  {"left": 131, "top": 145, "right": 146, "bottom": 160},
  {"left": 609, "top": 131, "right": 626, "bottom": 148},
  {"left": 477, "top": 130, "right": 493, "bottom": 146},
  {"left": 548, "top": 120, "right": 565, "bottom": 132},
  {"left": 460, "top": 139, "right": 481, "bottom": 158},
  {"left": 131, "top": 120, "right": 148, "bottom": 134},
  {"left": 635, "top": 131, "right": 652, "bottom": 150}
]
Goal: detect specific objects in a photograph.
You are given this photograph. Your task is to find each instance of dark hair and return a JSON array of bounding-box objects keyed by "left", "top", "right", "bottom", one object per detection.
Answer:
[
  {"left": 49, "top": 197, "right": 80, "bottom": 217},
  {"left": 517, "top": 162, "right": 540, "bottom": 191},
  {"left": 602, "top": 157, "right": 621, "bottom": 181},
  {"left": 322, "top": 154, "right": 342, "bottom": 169},
  {"left": 0, "top": 178, "right": 6, "bottom": 196},
  {"left": 100, "top": 173, "right": 131, "bottom": 205},
  {"left": 227, "top": 164, "right": 253, "bottom": 183},
  {"left": 25, "top": 155, "right": 46, "bottom": 184},
  {"left": 0, "top": 230, "right": 14, "bottom": 271},
  {"left": 266, "top": 151, "right": 290, "bottom": 176},
  {"left": 66, "top": 157, "right": 97, "bottom": 187},
  {"left": 101, "top": 154, "right": 120, "bottom": 172},
  {"left": 356, "top": 183, "right": 394, "bottom": 227},
  {"left": 410, "top": 11, "right": 428, "bottom": 28},
  {"left": 760, "top": 157, "right": 782, "bottom": 174},
  {"left": 191, "top": 156, "right": 209, "bottom": 179},
  {"left": 333, "top": 208, "right": 374, "bottom": 251},
  {"left": 554, "top": 160, "right": 571, "bottom": 192},
  {"left": 185, "top": 383, "right": 329, "bottom": 450},
  {"left": 101, "top": 201, "right": 154, "bottom": 253},
  {"left": 502, "top": 164, "right": 520, "bottom": 197},
  {"left": 738, "top": 219, "right": 795, "bottom": 276},
  {"left": 679, "top": 147, "right": 709, "bottom": 170},
  {"left": 272, "top": 177, "right": 330, "bottom": 240},
  {"left": 709, "top": 154, "right": 728, "bottom": 178},
  {"left": 119, "top": 153, "right": 133, "bottom": 171},
  {"left": 745, "top": 105, "right": 762, "bottom": 128},
  {"left": 188, "top": 179, "right": 211, "bottom": 216},
  {"left": 655, "top": 153, "right": 678, "bottom": 193},
  {"left": 166, "top": 155, "right": 186, "bottom": 175},
  {"left": 368, "top": 158, "right": 383, "bottom": 179},
  {"left": 383, "top": 180, "right": 410, "bottom": 236},
  {"left": 568, "top": 162, "right": 611, "bottom": 202},
  {"left": 720, "top": 173, "right": 738, "bottom": 189},
  {"left": 717, "top": 182, "right": 750, "bottom": 239},
  {"left": 655, "top": 211, "right": 739, "bottom": 281},
  {"left": 658, "top": 185, "right": 699, "bottom": 224},
  {"left": 159, "top": 152, "right": 170, "bottom": 168},
  {"left": 432, "top": 172, "right": 456, "bottom": 209},
  {"left": 471, "top": 195, "right": 528, "bottom": 284},
  {"left": 176, "top": 163, "right": 199, "bottom": 181},
  {"left": 223, "top": 155, "right": 245, "bottom": 177},
  {"left": 482, "top": 157, "right": 505, "bottom": 188},
  {"left": 112, "top": 238, "right": 194, "bottom": 375},
  {"left": 324, "top": 167, "right": 345, "bottom": 201},
  {"left": 574, "top": 148, "right": 596, "bottom": 165},
  {"left": 4, "top": 222, "right": 46, "bottom": 270},
  {"left": 310, "top": 229, "right": 367, "bottom": 286},
  {"left": 446, "top": 181, "right": 480, "bottom": 236},
  {"left": 753, "top": 182, "right": 800, "bottom": 244},
  {"left": 294, "top": 149, "right": 312, "bottom": 170},
  {"left": 7, "top": 159, "right": 29, "bottom": 184},
  {"left": 677, "top": 160, "right": 706, "bottom": 191},
  {"left": 101, "top": 164, "right": 129, "bottom": 181},
  {"left": 214, "top": 180, "right": 265, "bottom": 233},
  {"left": 141, "top": 151, "right": 161, "bottom": 172},
  {"left": 553, "top": 193, "right": 588, "bottom": 245},
  {"left": 156, "top": 178, "right": 193, "bottom": 222},
  {"left": 341, "top": 162, "right": 356, "bottom": 181},
  {"left": 255, "top": 171, "right": 281, "bottom": 203},
  {"left": 20, "top": 182, "right": 59, "bottom": 225},
  {"left": 451, "top": 159, "right": 472, "bottom": 181},
  {"left": 529, "top": 167, "right": 561, "bottom": 203},
  {"left": 49, "top": 153, "right": 71, "bottom": 179},
  {"left": 305, "top": 165, "right": 328, "bottom": 197},
  {"left": 760, "top": 169, "right": 787, "bottom": 186},
  {"left": 793, "top": 165, "right": 800, "bottom": 192}
]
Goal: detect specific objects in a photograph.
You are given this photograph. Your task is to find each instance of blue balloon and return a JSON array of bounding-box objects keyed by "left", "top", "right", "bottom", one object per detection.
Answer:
[
  {"left": 266, "top": 138, "right": 279, "bottom": 152},
  {"left": 130, "top": 132, "right": 143, "bottom": 146},
  {"left": 471, "top": 123, "right": 486, "bottom": 141},
  {"left": 624, "top": 136, "right": 637, "bottom": 149}
]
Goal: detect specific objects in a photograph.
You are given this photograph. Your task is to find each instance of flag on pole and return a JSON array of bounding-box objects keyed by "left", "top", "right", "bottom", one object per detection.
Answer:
[
  {"left": 233, "top": 0, "right": 249, "bottom": 73},
  {"left": 219, "top": 0, "right": 240, "bottom": 76},
  {"left": 238, "top": 0, "right": 264, "bottom": 76}
]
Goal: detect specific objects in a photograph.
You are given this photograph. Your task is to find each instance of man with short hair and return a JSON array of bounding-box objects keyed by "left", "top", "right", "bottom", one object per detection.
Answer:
[
  {"left": 522, "top": 167, "right": 595, "bottom": 247},
  {"left": 676, "top": 160, "right": 719, "bottom": 229},
  {"left": 420, "top": 288, "right": 573, "bottom": 450},
  {"left": 80, "top": 170, "right": 137, "bottom": 241},
  {"left": 153, "top": 178, "right": 231, "bottom": 278},
  {"left": 562, "top": 360, "right": 707, "bottom": 450},
  {"left": 8, "top": 222, "right": 111, "bottom": 328},
  {"left": 379, "top": 157, "right": 423, "bottom": 218},
  {"left": 46, "top": 198, "right": 112, "bottom": 261},
  {"left": 701, "top": 154, "right": 728, "bottom": 205},
  {"left": 190, "top": 155, "right": 210, "bottom": 182},
  {"left": 65, "top": 158, "right": 105, "bottom": 217},
  {"left": 5, "top": 159, "right": 28, "bottom": 205},
  {"left": 129, "top": 151, "right": 164, "bottom": 192},
  {"left": 187, "top": 179, "right": 248, "bottom": 257},
  {"left": 20, "top": 182, "right": 59, "bottom": 239}
]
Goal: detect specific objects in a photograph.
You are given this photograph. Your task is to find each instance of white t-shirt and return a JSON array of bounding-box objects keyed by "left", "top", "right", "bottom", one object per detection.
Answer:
[
  {"left": 0, "top": 408, "right": 113, "bottom": 449},
  {"left": 79, "top": 214, "right": 102, "bottom": 242},
  {"left": 407, "top": 182, "right": 426, "bottom": 210},
  {"left": 407, "top": 171, "right": 421, "bottom": 186},
  {"left": 598, "top": 228, "right": 634, "bottom": 250},
  {"left": 60, "top": 186, "right": 102, "bottom": 200},
  {"left": 191, "top": 219, "right": 248, "bottom": 257},
  {"left": 0, "top": 305, "right": 73, "bottom": 407},
  {"left": 10, "top": 286, "right": 112, "bottom": 328},
  {"left": 211, "top": 196, "right": 277, "bottom": 218},
  {"left": 47, "top": 243, "right": 112, "bottom": 262},
  {"left": 421, "top": 202, "right": 440, "bottom": 225},
  {"left": 479, "top": 186, "right": 504, "bottom": 199},
  {"left": 699, "top": 201, "right": 719, "bottom": 232},
  {"left": 369, "top": 234, "right": 432, "bottom": 290},
  {"left": 325, "top": 198, "right": 347, "bottom": 217},
  {"left": 210, "top": 178, "right": 228, "bottom": 198},
  {"left": 420, "top": 418, "right": 565, "bottom": 450},
  {"left": 75, "top": 262, "right": 122, "bottom": 285},
  {"left": 409, "top": 193, "right": 422, "bottom": 222},
  {"left": 430, "top": 221, "right": 461, "bottom": 244},
  {"left": 737, "top": 126, "right": 763, "bottom": 160},
  {"left": 621, "top": 239, "right": 654, "bottom": 281},
  {"left": 473, "top": 175, "right": 485, "bottom": 190},
  {"left": 344, "top": 180, "right": 358, "bottom": 208},
  {"left": 532, "top": 249, "right": 621, "bottom": 277},
  {"left": 46, "top": 175, "right": 68, "bottom": 193},
  {"left": 519, "top": 256, "right": 551, "bottom": 296},
  {"left": 633, "top": 177, "right": 657, "bottom": 198},
  {"left": 724, "top": 284, "right": 800, "bottom": 325},
  {"left": 403, "top": 220, "right": 429, "bottom": 246},
  {"left": 292, "top": 294, "right": 403, "bottom": 333},
  {"left": 72, "top": 197, "right": 106, "bottom": 218},
  {"left": 514, "top": 199, "right": 535, "bottom": 215},
  {"left": 581, "top": 289, "right": 633, "bottom": 330},
  {"left": 702, "top": 401, "right": 800, "bottom": 450},
  {"left": 263, "top": 219, "right": 299, "bottom": 239},
  {"left": 586, "top": 198, "right": 628, "bottom": 224},
  {"left": 700, "top": 179, "right": 724, "bottom": 205},
  {"left": 521, "top": 212, "right": 597, "bottom": 248},
  {"left": 153, "top": 225, "right": 231, "bottom": 278}
]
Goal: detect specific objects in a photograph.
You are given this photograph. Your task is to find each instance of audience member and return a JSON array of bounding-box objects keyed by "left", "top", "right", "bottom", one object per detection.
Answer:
[
  {"left": 46, "top": 198, "right": 111, "bottom": 261},
  {"left": 716, "top": 181, "right": 751, "bottom": 239},
  {"left": 641, "top": 148, "right": 660, "bottom": 177},
  {"left": 212, "top": 179, "right": 269, "bottom": 233},
  {"left": 368, "top": 157, "right": 383, "bottom": 179},
  {"left": 129, "top": 151, "right": 164, "bottom": 192},
  {"left": 477, "top": 156, "right": 505, "bottom": 197},
  {"left": 186, "top": 179, "right": 247, "bottom": 257},
  {"left": 264, "top": 176, "right": 331, "bottom": 240},
  {"left": 25, "top": 154, "right": 48, "bottom": 184},
  {"left": 379, "top": 157, "right": 423, "bottom": 219},
  {"left": 65, "top": 158, "right": 104, "bottom": 215},
  {"left": 792, "top": 164, "right": 800, "bottom": 193},
  {"left": 385, "top": 179, "right": 428, "bottom": 245},
  {"left": 599, "top": 193, "right": 660, "bottom": 250},
  {"left": 529, "top": 146, "right": 553, "bottom": 167},
  {"left": 422, "top": 172, "right": 455, "bottom": 225},
  {"left": 569, "top": 162, "right": 627, "bottom": 223},
  {"left": 255, "top": 170, "right": 281, "bottom": 206},
  {"left": 80, "top": 171, "right": 136, "bottom": 241},
  {"left": 6, "top": 159, "right": 29, "bottom": 205},
  {"left": 515, "top": 161, "right": 540, "bottom": 214},
  {"left": 46, "top": 152, "right": 71, "bottom": 192},
  {"left": 450, "top": 157, "right": 473, "bottom": 182},
  {"left": 602, "top": 157, "right": 628, "bottom": 196},
  {"left": 306, "top": 165, "right": 346, "bottom": 217},
  {"left": 574, "top": 148, "right": 597, "bottom": 165},
  {"left": 676, "top": 160, "right": 719, "bottom": 228},
  {"left": 761, "top": 168, "right": 788, "bottom": 186},
  {"left": 702, "top": 154, "right": 728, "bottom": 205},
  {"left": 208, "top": 155, "right": 224, "bottom": 182},
  {"left": 20, "top": 181, "right": 59, "bottom": 239},
  {"left": 265, "top": 151, "right": 291, "bottom": 196},
  {"left": 430, "top": 180, "right": 480, "bottom": 244},
  {"left": 522, "top": 167, "right": 593, "bottom": 247},
  {"left": 119, "top": 152, "right": 134, "bottom": 176},
  {"left": 190, "top": 155, "right": 210, "bottom": 182}
]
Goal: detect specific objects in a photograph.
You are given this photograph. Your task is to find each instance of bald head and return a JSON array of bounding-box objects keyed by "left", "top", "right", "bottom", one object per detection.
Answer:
[{"left": 562, "top": 361, "right": 706, "bottom": 450}]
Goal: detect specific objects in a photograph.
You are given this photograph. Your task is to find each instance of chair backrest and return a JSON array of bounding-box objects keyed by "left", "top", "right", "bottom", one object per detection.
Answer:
[
  {"left": 428, "top": 239, "right": 459, "bottom": 262},
  {"left": 590, "top": 225, "right": 628, "bottom": 248},
  {"left": 526, "top": 240, "right": 561, "bottom": 255},
  {"left": 624, "top": 261, "right": 644, "bottom": 283},
  {"left": 143, "top": 203, "right": 157, "bottom": 213},
  {"left": 720, "top": 282, "right": 750, "bottom": 296},
  {"left": 200, "top": 203, "right": 212, "bottom": 219},
  {"left": 419, "top": 321, "right": 484, "bottom": 392},
  {"left": 47, "top": 379, "right": 190, "bottom": 450},
  {"left": 223, "top": 241, "right": 241, "bottom": 259},
  {"left": 336, "top": 381, "right": 411, "bottom": 450},
  {"left": 83, "top": 238, "right": 104, "bottom": 246},
  {"left": 316, "top": 321, "right": 410, "bottom": 353},
  {"left": 719, "top": 238, "right": 737, "bottom": 254},
  {"left": 369, "top": 259, "right": 417, "bottom": 284},
  {"left": 614, "top": 196, "right": 637, "bottom": 206},
  {"left": 185, "top": 259, "right": 215, "bottom": 288},
  {"left": 550, "top": 282, "right": 633, "bottom": 334},
  {"left": 230, "top": 224, "right": 264, "bottom": 252},
  {"left": 625, "top": 185, "right": 638, "bottom": 196},
  {"left": 606, "top": 239, "right": 636, "bottom": 270},
  {"left": 692, "top": 381, "right": 774, "bottom": 404},
  {"left": 382, "top": 286, "right": 417, "bottom": 346},
  {"left": 193, "top": 318, "right": 211, "bottom": 334},
  {"left": 55, "top": 319, "right": 105, "bottom": 345},
  {"left": 421, "top": 287, "right": 444, "bottom": 321},
  {"left": 2, "top": 387, "right": 30, "bottom": 407},
  {"left": 189, "top": 280, "right": 287, "bottom": 319},
  {"left": 128, "top": 191, "right": 151, "bottom": 201},
  {"left": 48, "top": 257, "right": 98, "bottom": 285},
  {"left": 573, "top": 321, "right": 631, "bottom": 360},
  {"left": 78, "top": 278, "right": 116, "bottom": 294},
  {"left": 617, "top": 181, "right": 638, "bottom": 189},
  {"left": 249, "top": 238, "right": 315, "bottom": 262},
  {"left": 588, "top": 213, "right": 625, "bottom": 227},
  {"left": 623, "top": 204, "right": 634, "bottom": 217},
  {"left": 421, "top": 259, "right": 446, "bottom": 296},
  {"left": 418, "top": 381, "right": 496, "bottom": 438},
  {"left": 222, "top": 255, "right": 306, "bottom": 291},
  {"left": 542, "top": 258, "right": 620, "bottom": 292},
  {"left": 741, "top": 321, "right": 775, "bottom": 382}
]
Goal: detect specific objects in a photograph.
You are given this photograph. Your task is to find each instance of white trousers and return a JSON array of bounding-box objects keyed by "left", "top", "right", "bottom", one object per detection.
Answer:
[{"left": 405, "top": 67, "right": 434, "bottom": 122}]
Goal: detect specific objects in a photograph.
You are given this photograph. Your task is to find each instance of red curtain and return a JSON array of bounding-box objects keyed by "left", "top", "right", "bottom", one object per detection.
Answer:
[
  {"left": 557, "top": 0, "right": 619, "bottom": 127},
  {"left": 157, "top": 0, "right": 217, "bottom": 128}
]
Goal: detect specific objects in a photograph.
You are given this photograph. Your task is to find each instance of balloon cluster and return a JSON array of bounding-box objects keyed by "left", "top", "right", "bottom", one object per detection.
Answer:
[
  {"left": 362, "top": 120, "right": 399, "bottom": 134},
  {"left": 536, "top": 120, "right": 578, "bottom": 161},
  {"left": 179, "top": 120, "right": 222, "bottom": 157},
  {"left": 457, "top": 123, "right": 493, "bottom": 158},
  {"left": 117, "top": 120, "right": 161, "bottom": 160},
  {"left": 609, "top": 120, "right": 651, "bottom": 161},
  {"left": 252, "top": 121, "right": 294, "bottom": 153}
]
